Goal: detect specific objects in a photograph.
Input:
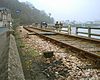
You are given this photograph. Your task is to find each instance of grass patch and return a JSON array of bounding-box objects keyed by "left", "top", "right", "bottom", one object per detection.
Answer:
[
  {"left": 14, "top": 29, "right": 48, "bottom": 80},
  {"left": 14, "top": 29, "right": 39, "bottom": 57},
  {"left": 26, "top": 48, "right": 39, "bottom": 57}
]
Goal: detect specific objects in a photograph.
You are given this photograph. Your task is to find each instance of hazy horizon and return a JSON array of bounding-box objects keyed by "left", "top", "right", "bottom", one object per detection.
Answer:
[{"left": 19, "top": 0, "right": 100, "bottom": 22}]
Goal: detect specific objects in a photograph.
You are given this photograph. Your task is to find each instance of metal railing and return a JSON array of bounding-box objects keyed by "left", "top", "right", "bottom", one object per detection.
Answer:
[{"left": 76, "top": 27, "right": 100, "bottom": 38}]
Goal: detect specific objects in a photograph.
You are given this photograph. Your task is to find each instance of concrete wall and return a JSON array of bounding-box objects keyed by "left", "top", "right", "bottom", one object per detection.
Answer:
[
  {"left": 0, "top": 31, "right": 25, "bottom": 80},
  {"left": 0, "top": 31, "right": 9, "bottom": 79}
]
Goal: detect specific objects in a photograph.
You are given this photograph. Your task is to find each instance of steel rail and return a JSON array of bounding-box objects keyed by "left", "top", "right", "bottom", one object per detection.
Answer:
[{"left": 23, "top": 26, "right": 100, "bottom": 64}]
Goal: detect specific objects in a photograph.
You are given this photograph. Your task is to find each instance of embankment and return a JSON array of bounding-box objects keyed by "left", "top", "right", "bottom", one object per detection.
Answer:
[{"left": 0, "top": 30, "right": 25, "bottom": 80}]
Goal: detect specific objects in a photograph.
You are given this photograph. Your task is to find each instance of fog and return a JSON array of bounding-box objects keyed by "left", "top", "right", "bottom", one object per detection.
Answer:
[{"left": 19, "top": 0, "right": 100, "bottom": 22}]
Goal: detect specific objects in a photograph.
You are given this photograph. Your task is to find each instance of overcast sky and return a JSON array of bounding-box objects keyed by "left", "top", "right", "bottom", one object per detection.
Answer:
[{"left": 19, "top": 0, "right": 100, "bottom": 22}]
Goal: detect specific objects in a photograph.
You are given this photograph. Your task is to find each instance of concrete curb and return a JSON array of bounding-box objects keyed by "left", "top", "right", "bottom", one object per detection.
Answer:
[{"left": 8, "top": 34, "right": 25, "bottom": 80}]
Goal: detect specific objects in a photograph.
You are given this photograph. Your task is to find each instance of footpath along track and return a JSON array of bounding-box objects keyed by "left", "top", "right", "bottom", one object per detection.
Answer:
[{"left": 23, "top": 26, "right": 100, "bottom": 64}]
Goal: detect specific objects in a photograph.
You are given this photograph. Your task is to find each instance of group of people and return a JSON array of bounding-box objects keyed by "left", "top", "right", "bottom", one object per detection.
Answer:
[
  {"left": 55, "top": 21, "right": 63, "bottom": 31},
  {"left": 41, "top": 22, "right": 48, "bottom": 28},
  {"left": 34, "top": 21, "right": 71, "bottom": 34},
  {"left": 55, "top": 21, "right": 71, "bottom": 34},
  {"left": 33, "top": 22, "right": 48, "bottom": 28}
]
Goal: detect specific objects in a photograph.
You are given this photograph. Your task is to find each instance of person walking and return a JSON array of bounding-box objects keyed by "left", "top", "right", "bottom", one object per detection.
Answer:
[
  {"left": 55, "top": 21, "right": 59, "bottom": 31},
  {"left": 68, "top": 24, "right": 71, "bottom": 34}
]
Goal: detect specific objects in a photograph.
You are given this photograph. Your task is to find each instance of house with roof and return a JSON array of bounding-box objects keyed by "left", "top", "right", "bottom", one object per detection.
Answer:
[{"left": 0, "top": 8, "right": 12, "bottom": 28}]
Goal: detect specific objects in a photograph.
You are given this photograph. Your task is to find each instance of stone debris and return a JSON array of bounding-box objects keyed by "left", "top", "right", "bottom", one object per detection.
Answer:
[
  {"left": 43, "top": 51, "right": 54, "bottom": 58},
  {"left": 41, "top": 57, "right": 70, "bottom": 80},
  {"left": 18, "top": 26, "right": 100, "bottom": 80}
]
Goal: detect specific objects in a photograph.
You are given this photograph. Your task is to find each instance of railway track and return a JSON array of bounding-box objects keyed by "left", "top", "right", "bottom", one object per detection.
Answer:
[{"left": 23, "top": 26, "right": 100, "bottom": 64}]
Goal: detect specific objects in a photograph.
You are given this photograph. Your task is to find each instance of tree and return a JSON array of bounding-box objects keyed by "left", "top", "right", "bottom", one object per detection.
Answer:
[{"left": 0, "top": 0, "right": 54, "bottom": 26}]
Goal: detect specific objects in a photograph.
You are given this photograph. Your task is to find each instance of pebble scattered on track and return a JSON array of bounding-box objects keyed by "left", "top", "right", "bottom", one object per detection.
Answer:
[{"left": 19, "top": 26, "right": 100, "bottom": 80}]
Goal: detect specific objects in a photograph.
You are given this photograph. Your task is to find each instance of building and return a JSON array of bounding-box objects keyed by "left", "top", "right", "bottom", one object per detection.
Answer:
[{"left": 0, "top": 8, "right": 12, "bottom": 28}]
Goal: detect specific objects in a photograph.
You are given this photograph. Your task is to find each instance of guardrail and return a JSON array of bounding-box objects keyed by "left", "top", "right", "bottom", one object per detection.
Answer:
[{"left": 76, "top": 27, "right": 100, "bottom": 38}]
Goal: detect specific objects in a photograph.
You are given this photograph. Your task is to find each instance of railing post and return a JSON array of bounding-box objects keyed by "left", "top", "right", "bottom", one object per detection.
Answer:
[
  {"left": 76, "top": 27, "right": 78, "bottom": 35},
  {"left": 88, "top": 26, "right": 91, "bottom": 38}
]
